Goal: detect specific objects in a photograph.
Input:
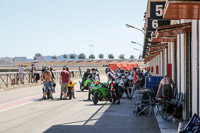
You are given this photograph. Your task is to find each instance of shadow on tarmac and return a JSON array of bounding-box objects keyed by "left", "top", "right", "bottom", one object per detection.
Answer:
[{"left": 43, "top": 97, "right": 161, "bottom": 133}]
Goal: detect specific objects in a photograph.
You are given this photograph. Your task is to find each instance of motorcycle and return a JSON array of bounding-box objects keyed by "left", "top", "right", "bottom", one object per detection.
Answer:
[
  {"left": 67, "top": 80, "right": 75, "bottom": 100},
  {"left": 91, "top": 81, "right": 112, "bottom": 105},
  {"left": 79, "top": 77, "right": 92, "bottom": 91},
  {"left": 59, "top": 80, "right": 75, "bottom": 100},
  {"left": 43, "top": 80, "right": 56, "bottom": 99},
  {"left": 114, "top": 78, "right": 125, "bottom": 98}
]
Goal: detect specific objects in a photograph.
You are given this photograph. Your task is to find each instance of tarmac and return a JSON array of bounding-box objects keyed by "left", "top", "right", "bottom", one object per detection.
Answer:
[{"left": 0, "top": 75, "right": 161, "bottom": 133}]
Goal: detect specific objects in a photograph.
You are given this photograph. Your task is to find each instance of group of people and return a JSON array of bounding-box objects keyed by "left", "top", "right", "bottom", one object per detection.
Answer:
[
  {"left": 18, "top": 64, "right": 176, "bottom": 103},
  {"left": 105, "top": 67, "right": 176, "bottom": 101},
  {"left": 41, "top": 66, "right": 76, "bottom": 100}
]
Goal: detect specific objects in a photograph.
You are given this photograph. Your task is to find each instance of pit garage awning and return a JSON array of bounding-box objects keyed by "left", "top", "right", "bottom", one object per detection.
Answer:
[
  {"left": 151, "top": 22, "right": 191, "bottom": 42},
  {"left": 156, "top": 22, "right": 191, "bottom": 38},
  {"left": 144, "top": 43, "right": 168, "bottom": 60},
  {"left": 163, "top": 0, "right": 200, "bottom": 20}
]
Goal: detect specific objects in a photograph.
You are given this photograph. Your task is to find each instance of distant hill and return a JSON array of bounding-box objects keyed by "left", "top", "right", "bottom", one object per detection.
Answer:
[{"left": 44, "top": 54, "right": 82, "bottom": 61}]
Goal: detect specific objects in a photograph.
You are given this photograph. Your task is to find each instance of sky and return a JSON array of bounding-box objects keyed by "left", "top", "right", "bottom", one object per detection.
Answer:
[{"left": 0, "top": 0, "right": 147, "bottom": 59}]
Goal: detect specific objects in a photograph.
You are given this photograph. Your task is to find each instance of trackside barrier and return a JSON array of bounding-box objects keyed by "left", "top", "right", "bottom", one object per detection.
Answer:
[{"left": 0, "top": 70, "right": 105, "bottom": 88}]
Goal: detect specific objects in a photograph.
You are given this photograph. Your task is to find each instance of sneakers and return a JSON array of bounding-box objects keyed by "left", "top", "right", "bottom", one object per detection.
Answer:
[
  {"left": 50, "top": 96, "right": 54, "bottom": 100},
  {"left": 42, "top": 96, "right": 47, "bottom": 100}
]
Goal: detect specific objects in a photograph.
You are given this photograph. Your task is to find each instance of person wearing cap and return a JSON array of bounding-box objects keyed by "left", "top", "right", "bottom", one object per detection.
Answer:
[
  {"left": 130, "top": 68, "right": 140, "bottom": 99},
  {"left": 60, "top": 67, "right": 70, "bottom": 100}
]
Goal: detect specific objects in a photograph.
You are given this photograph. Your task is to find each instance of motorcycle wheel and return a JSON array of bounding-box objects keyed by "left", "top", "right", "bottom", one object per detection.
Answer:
[
  {"left": 80, "top": 85, "right": 84, "bottom": 91},
  {"left": 47, "top": 89, "right": 50, "bottom": 99},
  {"left": 68, "top": 88, "right": 72, "bottom": 100},
  {"left": 93, "top": 92, "right": 98, "bottom": 105}
]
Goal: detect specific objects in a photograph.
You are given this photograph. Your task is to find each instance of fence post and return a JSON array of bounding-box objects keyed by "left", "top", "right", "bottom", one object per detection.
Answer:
[
  {"left": 6, "top": 74, "right": 8, "bottom": 87},
  {"left": 28, "top": 72, "right": 31, "bottom": 83}
]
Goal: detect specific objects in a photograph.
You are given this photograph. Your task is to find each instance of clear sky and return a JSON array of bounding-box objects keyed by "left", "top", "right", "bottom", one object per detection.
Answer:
[{"left": 0, "top": 0, "right": 147, "bottom": 59}]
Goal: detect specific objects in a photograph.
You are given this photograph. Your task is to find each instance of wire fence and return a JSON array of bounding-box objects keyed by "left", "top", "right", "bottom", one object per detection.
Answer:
[{"left": 0, "top": 70, "right": 105, "bottom": 89}]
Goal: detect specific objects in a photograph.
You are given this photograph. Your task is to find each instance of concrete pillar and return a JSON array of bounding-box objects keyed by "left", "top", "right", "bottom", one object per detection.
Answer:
[
  {"left": 191, "top": 20, "right": 199, "bottom": 115},
  {"left": 171, "top": 42, "right": 176, "bottom": 82},
  {"left": 177, "top": 34, "right": 181, "bottom": 93},
  {"left": 157, "top": 54, "right": 160, "bottom": 75},
  {"left": 180, "top": 33, "right": 188, "bottom": 120},
  {"left": 160, "top": 51, "right": 163, "bottom": 76},
  {"left": 163, "top": 48, "right": 168, "bottom": 76},
  {"left": 198, "top": 21, "right": 200, "bottom": 116},
  {"left": 168, "top": 43, "right": 171, "bottom": 64}
]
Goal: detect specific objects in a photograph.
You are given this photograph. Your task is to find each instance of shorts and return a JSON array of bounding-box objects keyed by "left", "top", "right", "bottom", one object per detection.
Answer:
[
  {"left": 162, "top": 84, "right": 172, "bottom": 98},
  {"left": 131, "top": 82, "right": 141, "bottom": 92},
  {"left": 19, "top": 73, "right": 24, "bottom": 80},
  {"left": 61, "top": 82, "right": 68, "bottom": 93},
  {"left": 44, "top": 81, "right": 53, "bottom": 92}
]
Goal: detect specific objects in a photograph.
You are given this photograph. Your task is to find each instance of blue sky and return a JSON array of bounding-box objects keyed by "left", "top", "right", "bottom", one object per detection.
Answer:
[{"left": 0, "top": 0, "right": 147, "bottom": 59}]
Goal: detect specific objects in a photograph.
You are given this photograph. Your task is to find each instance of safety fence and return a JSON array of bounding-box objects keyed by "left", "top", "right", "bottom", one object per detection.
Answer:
[{"left": 0, "top": 70, "right": 105, "bottom": 89}]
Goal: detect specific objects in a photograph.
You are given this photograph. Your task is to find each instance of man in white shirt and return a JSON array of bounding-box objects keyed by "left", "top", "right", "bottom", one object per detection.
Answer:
[{"left": 18, "top": 65, "right": 25, "bottom": 84}]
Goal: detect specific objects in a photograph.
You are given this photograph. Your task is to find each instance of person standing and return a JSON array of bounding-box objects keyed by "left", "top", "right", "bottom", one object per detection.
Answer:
[
  {"left": 66, "top": 66, "right": 75, "bottom": 99},
  {"left": 40, "top": 68, "right": 54, "bottom": 100},
  {"left": 79, "top": 67, "right": 82, "bottom": 76},
  {"left": 156, "top": 75, "right": 176, "bottom": 99},
  {"left": 130, "top": 68, "right": 140, "bottom": 99},
  {"left": 18, "top": 64, "right": 25, "bottom": 84},
  {"left": 60, "top": 67, "right": 70, "bottom": 100}
]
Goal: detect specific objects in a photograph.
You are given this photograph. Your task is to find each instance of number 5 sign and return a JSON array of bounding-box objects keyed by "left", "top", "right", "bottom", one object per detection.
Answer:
[{"left": 150, "top": 2, "right": 166, "bottom": 19}]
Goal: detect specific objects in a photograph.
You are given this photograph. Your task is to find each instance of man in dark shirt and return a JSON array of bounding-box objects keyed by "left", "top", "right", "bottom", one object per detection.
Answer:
[
  {"left": 83, "top": 69, "right": 91, "bottom": 81},
  {"left": 89, "top": 68, "right": 100, "bottom": 81}
]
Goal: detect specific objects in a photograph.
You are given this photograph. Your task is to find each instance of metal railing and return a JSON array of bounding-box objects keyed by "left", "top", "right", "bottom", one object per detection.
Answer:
[{"left": 0, "top": 70, "right": 105, "bottom": 89}]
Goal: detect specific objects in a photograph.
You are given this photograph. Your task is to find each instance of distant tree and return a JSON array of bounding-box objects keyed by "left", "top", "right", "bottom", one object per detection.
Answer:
[
  {"left": 130, "top": 55, "right": 135, "bottom": 60},
  {"left": 63, "top": 54, "right": 67, "bottom": 61},
  {"left": 89, "top": 54, "right": 95, "bottom": 59},
  {"left": 52, "top": 55, "right": 57, "bottom": 61},
  {"left": 35, "top": 53, "right": 42, "bottom": 57},
  {"left": 119, "top": 54, "right": 125, "bottom": 60},
  {"left": 78, "top": 53, "right": 86, "bottom": 59},
  {"left": 139, "top": 54, "right": 142, "bottom": 59},
  {"left": 108, "top": 54, "right": 114, "bottom": 59},
  {"left": 99, "top": 53, "right": 104, "bottom": 59},
  {"left": 70, "top": 54, "right": 76, "bottom": 59}
]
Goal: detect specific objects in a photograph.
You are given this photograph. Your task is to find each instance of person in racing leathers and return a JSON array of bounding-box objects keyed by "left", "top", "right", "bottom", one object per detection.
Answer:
[
  {"left": 105, "top": 68, "right": 120, "bottom": 104},
  {"left": 83, "top": 69, "right": 91, "bottom": 82},
  {"left": 87, "top": 68, "right": 100, "bottom": 100}
]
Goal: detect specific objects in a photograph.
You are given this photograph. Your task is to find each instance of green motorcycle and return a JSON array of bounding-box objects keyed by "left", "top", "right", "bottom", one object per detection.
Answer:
[
  {"left": 79, "top": 77, "right": 92, "bottom": 91},
  {"left": 91, "top": 81, "right": 112, "bottom": 105}
]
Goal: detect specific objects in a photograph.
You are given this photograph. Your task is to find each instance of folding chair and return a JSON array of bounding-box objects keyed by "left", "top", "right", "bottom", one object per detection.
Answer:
[{"left": 134, "top": 100, "right": 152, "bottom": 116}]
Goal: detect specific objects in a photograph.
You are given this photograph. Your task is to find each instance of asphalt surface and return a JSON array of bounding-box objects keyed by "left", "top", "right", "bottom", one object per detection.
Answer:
[{"left": 0, "top": 75, "right": 160, "bottom": 133}]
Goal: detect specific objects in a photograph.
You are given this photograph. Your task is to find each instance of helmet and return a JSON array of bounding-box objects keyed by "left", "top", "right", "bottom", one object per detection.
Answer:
[
  {"left": 66, "top": 66, "right": 69, "bottom": 71},
  {"left": 105, "top": 68, "right": 110, "bottom": 73},
  {"left": 91, "top": 68, "right": 96, "bottom": 71},
  {"left": 120, "top": 69, "right": 124, "bottom": 73}
]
